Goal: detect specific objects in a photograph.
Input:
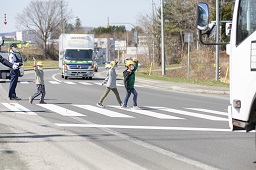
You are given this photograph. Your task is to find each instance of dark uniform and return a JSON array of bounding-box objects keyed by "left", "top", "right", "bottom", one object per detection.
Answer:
[{"left": 8, "top": 44, "right": 21, "bottom": 100}]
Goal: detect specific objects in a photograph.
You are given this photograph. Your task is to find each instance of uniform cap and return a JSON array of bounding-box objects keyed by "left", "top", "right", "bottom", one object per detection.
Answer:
[{"left": 10, "top": 43, "right": 17, "bottom": 48}]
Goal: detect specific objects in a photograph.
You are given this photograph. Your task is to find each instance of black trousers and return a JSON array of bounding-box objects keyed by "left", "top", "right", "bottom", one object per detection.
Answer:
[
  {"left": 31, "top": 84, "right": 46, "bottom": 102},
  {"left": 9, "top": 69, "right": 19, "bottom": 98}
]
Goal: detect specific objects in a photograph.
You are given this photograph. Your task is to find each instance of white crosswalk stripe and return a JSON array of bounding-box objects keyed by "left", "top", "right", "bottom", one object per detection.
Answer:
[
  {"left": 37, "top": 104, "right": 85, "bottom": 117},
  {"left": 147, "top": 107, "right": 228, "bottom": 121},
  {"left": 49, "top": 81, "right": 61, "bottom": 84},
  {"left": 64, "top": 82, "right": 76, "bottom": 85},
  {"left": 2, "top": 103, "right": 37, "bottom": 115},
  {"left": 79, "top": 82, "right": 93, "bottom": 85},
  {"left": 110, "top": 105, "right": 184, "bottom": 119},
  {"left": 1, "top": 102, "right": 229, "bottom": 122},
  {"left": 19, "top": 81, "right": 29, "bottom": 84},
  {"left": 73, "top": 105, "right": 134, "bottom": 118},
  {"left": 186, "top": 108, "right": 227, "bottom": 116}
]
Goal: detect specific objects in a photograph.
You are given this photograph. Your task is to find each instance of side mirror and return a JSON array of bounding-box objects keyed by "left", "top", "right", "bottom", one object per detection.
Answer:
[
  {"left": 0, "top": 37, "right": 4, "bottom": 46},
  {"left": 197, "top": 2, "right": 209, "bottom": 31}
]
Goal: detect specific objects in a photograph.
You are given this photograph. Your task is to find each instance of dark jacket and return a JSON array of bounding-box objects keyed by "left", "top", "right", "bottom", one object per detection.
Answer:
[
  {"left": 123, "top": 61, "right": 138, "bottom": 91},
  {"left": 0, "top": 55, "right": 13, "bottom": 68}
]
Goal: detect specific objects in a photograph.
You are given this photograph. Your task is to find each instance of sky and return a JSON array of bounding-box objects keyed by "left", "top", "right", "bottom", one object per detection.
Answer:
[{"left": 0, "top": 0, "right": 160, "bottom": 33}]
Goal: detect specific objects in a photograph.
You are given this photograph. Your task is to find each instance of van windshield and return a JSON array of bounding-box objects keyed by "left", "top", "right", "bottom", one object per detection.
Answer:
[{"left": 65, "top": 49, "right": 92, "bottom": 61}]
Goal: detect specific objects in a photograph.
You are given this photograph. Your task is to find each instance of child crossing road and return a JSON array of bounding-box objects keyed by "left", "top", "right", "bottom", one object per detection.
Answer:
[
  {"left": 97, "top": 60, "right": 122, "bottom": 108},
  {"left": 122, "top": 57, "right": 139, "bottom": 109},
  {"left": 29, "top": 57, "right": 46, "bottom": 104}
]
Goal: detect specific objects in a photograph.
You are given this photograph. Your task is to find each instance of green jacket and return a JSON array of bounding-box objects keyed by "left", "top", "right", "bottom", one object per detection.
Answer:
[{"left": 123, "top": 61, "right": 138, "bottom": 91}]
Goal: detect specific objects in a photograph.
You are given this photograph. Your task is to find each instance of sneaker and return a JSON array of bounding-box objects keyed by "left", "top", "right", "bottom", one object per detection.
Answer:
[
  {"left": 29, "top": 96, "right": 33, "bottom": 104},
  {"left": 97, "top": 103, "right": 104, "bottom": 108},
  {"left": 119, "top": 102, "right": 123, "bottom": 106},
  {"left": 131, "top": 106, "right": 140, "bottom": 110},
  {"left": 10, "top": 97, "right": 21, "bottom": 100},
  {"left": 120, "top": 104, "right": 128, "bottom": 109},
  {"left": 39, "top": 101, "right": 47, "bottom": 104}
]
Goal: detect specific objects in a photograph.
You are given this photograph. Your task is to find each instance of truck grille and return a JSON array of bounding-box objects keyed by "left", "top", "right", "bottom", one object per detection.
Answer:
[{"left": 69, "top": 65, "right": 89, "bottom": 69}]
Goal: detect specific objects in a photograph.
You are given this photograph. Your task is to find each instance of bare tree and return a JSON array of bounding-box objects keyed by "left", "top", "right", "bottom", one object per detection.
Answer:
[{"left": 16, "top": 0, "right": 71, "bottom": 56}]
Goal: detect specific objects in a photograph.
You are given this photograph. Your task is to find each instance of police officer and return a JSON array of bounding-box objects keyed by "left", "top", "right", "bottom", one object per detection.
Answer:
[{"left": 8, "top": 43, "right": 21, "bottom": 100}]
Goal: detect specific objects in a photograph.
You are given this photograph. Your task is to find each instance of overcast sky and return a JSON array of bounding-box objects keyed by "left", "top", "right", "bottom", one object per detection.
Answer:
[{"left": 0, "top": 0, "right": 160, "bottom": 33}]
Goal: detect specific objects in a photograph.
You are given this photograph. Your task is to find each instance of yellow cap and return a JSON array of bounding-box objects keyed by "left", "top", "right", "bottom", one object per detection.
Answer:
[
  {"left": 37, "top": 61, "right": 43, "bottom": 66},
  {"left": 110, "top": 61, "right": 115, "bottom": 67},
  {"left": 125, "top": 60, "right": 135, "bottom": 67}
]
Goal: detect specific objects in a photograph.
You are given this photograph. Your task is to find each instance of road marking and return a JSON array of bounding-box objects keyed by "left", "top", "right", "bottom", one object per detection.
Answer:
[
  {"left": 52, "top": 73, "right": 62, "bottom": 82},
  {"left": 116, "top": 83, "right": 124, "bottom": 87},
  {"left": 49, "top": 81, "right": 61, "bottom": 84},
  {"left": 20, "top": 81, "right": 29, "bottom": 84},
  {"left": 73, "top": 105, "right": 134, "bottom": 118},
  {"left": 110, "top": 106, "right": 184, "bottom": 119},
  {"left": 37, "top": 104, "right": 86, "bottom": 117},
  {"left": 2, "top": 103, "right": 37, "bottom": 115},
  {"left": 94, "top": 82, "right": 103, "bottom": 86},
  {"left": 79, "top": 82, "right": 93, "bottom": 85},
  {"left": 55, "top": 123, "right": 230, "bottom": 132},
  {"left": 148, "top": 107, "right": 228, "bottom": 121},
  {"left": 186, "top": 108, "right": 227, "bottom": 116},
  {"left": 64, "top": 82, "right": 76, "bottom": 85}
]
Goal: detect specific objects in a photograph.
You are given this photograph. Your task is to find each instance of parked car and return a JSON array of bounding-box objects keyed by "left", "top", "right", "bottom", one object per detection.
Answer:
[
  {"left": 93, "top": 61, "right": 98, "bottom": 72},
  {"left": 105, "top": 61, "right": 111, "bottom": 69}
]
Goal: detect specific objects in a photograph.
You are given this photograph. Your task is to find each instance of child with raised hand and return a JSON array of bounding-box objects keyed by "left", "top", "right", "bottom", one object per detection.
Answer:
[
  {"left": 122, "top": 57, "right": 139, "bottom": 109},
  {"left": 29, "top": 57, "right": 46, "bottom": 104}
]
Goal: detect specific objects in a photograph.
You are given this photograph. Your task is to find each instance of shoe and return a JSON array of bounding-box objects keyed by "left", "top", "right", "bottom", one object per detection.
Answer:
[
  {"left": 39, "top": 101, "right": 47, "bottom": 104},
  {"left": 29, "top": 96, "right": 33, "bottom": 104},
  {"left": 246, "top": 123, "right": 255, "bottom": 132},
  {"left": 119, "top": 102, "right": 123, "bottom": 106},
  {"left": 10, "top": 97, "right": 21, "bottom": 100},
  {"left": 131, "top": 106, "right": 140, "bottom": 110},
  {"left": 120, "top": 104, "right": 128, "bottom": 109},
  {"left": 97, "top": 103, "right": 104, "bottom": 108}
]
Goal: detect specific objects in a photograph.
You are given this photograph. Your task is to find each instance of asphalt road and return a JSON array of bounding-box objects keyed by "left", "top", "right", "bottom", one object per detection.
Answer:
[{"left": 0, "top": 67, "right": 255, "bottom": 170}]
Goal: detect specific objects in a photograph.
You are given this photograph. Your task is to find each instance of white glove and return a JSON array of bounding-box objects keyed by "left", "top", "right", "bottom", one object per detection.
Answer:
[{"left": 12, "top": 63, "right": 19, "bottom": 70}]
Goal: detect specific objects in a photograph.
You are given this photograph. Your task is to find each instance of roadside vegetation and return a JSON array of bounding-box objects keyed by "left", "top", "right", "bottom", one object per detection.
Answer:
[{"left": 13, "top": 0, "right": 233, "bottom": 87}]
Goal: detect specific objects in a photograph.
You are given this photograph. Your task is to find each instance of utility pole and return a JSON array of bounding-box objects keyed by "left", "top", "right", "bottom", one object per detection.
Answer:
[
  {"left": 216, "top": 0, "right": 220, "bottom": 81},
  {"left": 152, "top": 0, "right": 155, "bottom": 66},
  {"left": 161, "top": 0, "right": 166, "bottom": 75},
  {"left": 61, "top": 1, "right": 65, "bottom": 34}
]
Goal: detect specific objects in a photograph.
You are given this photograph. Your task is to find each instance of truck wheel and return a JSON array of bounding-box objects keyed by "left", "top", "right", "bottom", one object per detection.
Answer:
[
  {"left": 64, "top": 76, "right": 68, "bottom": 79},
  {"left": 89, "top": 77, "right": 92, "bottom": 80},
  {"left": 1, "top": 72, "right": 7, "bottom": 79}
]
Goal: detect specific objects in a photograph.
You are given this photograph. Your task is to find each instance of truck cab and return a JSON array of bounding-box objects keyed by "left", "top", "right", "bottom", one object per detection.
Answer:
[
  {"left": 59, "top": 34, "right": 95, "bottom": 80},
  {"left": 197, "top": 1, "right": 256, "bottom": 131}
]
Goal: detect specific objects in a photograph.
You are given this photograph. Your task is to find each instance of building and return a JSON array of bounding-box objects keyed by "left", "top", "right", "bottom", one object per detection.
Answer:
[{"left": 94, "top": 38, "right": 115, "bottom": 64}]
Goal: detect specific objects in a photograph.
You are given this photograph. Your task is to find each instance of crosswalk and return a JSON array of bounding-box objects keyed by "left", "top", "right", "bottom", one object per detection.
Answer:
[
  {"left": 1, "top": 103, "right": 228, "bottom": 122},
  {"left": 12, "top": 80, "right": 146, "bottom": 88}
]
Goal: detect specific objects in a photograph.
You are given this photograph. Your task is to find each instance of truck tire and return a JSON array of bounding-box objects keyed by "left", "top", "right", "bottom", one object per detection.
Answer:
[
  {"left": 1, "top": 72, "right": 7, "bottom": 79},
  {"left": 64, "top": 76, "right": 68, "bottom": 79},
  {"left": 89, "top": 77, "right": 92, "bottom": 80}
]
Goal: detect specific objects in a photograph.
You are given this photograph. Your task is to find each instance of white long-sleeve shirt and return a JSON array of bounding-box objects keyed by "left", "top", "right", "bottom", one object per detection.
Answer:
[{"left": 9, "top": 51, "right": 18, "bottom": 65}]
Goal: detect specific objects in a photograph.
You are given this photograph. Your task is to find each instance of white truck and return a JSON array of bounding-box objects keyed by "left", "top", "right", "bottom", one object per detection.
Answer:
[
  {"left": 59, "top": 34, "right": 95, "bottom": 80},
  {"left": 196, "top": 0, "right": 256, "bottom": 131}
]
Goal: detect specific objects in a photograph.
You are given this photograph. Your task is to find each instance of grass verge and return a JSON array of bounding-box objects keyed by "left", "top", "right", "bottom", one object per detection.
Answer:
[{"left": 136, "top": 72, "right": 229, "bottom": 87}]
